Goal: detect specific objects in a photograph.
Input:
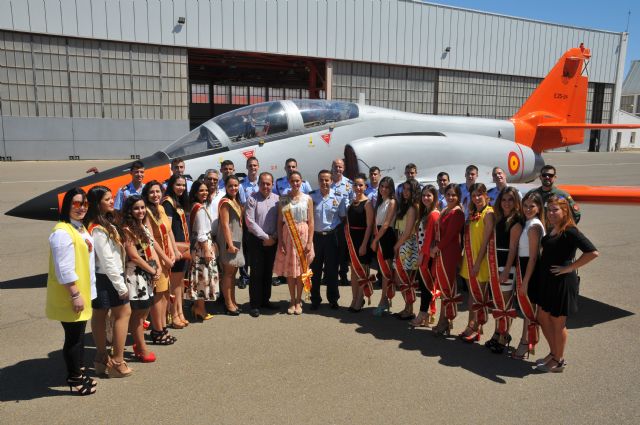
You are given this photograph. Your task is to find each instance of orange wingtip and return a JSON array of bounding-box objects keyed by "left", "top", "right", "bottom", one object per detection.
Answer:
[
  {"left": 558, "top": 185, "right": 640, "bottom": 204},
  {"left": 538, "top": 123, "right": 640, "bottom": 129}
]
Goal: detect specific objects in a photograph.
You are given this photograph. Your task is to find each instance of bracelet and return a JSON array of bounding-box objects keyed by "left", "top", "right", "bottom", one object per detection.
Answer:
[{"left": 70, "top": 292, "right": 81, "bottom": 300}]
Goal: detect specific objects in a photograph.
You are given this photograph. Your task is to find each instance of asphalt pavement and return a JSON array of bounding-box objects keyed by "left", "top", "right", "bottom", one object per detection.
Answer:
[{"left": 1, "top": 152, "right": 639, "bottom": 424}]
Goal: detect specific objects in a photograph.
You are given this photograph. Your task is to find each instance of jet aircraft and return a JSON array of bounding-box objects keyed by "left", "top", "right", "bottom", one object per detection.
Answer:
[{"left": 7, "top": 45, "right": 640, "bottom": 221}]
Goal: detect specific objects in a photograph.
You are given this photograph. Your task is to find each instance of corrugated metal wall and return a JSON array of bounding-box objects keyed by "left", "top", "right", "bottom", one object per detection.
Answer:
[{"left": 0, "top": 0, "right": 623, "bottom": 84}]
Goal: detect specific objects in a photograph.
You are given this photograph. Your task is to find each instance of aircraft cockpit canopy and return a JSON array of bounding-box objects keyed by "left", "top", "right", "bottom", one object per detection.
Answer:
[
  {"left": 163, "top": 100, "right": 359, "bottom": 159},
  {"left": 292, "top": 100, "right": 359, "bottom": 128},
  {"left": 214, "top": 102, "right": 288, "bottom": 143},
  {"left": 163, "top": 125, "right": 222, "bottom": 159}
]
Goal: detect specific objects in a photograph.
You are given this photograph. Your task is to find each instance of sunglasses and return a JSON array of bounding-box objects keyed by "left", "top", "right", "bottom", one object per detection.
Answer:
[
  {"left": 72, "top": 200, "right": 89, "bottom": 209},
  {"left": 541, "top": 173, "right": 556, "bottom": 178}
]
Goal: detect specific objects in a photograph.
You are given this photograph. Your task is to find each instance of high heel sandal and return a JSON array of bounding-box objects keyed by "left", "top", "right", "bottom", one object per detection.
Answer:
[
  {"left": 484, "top": 333, "right": 499, "bottom": 349},
  {"left": 179, "top": 313, "right": 190, "bottom": 326},
  {"left": 150, "top": 329, "right": 175, "bottom": 345},
  {"left": 106, "top": 360, "right": 133, "bottom": 378},
  {"left": 410, "top": 312, "right": 429, "bottom": 328},
  {"left": 191, "top": 305, "right": 214, "bottom": 321},
  {"left": 67, "top": 375, "right": 96, "bottom": 396},
  {"left": 132, "top": 344, "right": 156, "bottom": 363},
  {"left": 535, "top": 353, "right": 554, "bottom": 366},
  {"left": 93, "top": 354, "right": 110, "bottom": 376},
  {"left": 432, "top": 320, "right": 452, "bottom": 337},
  {"left": 294, "top": 303, "right": 303, "bottom": 315},
  {"left": 287, "top": 305, "right": 295, "bottom": 315},
  {"left": 458, "top": 326, "right": 481, "bottom": 343},
  {"left": 372, "top": 303, "right": 390, "bottom": 317},
  {"left": 510, "top": 341, "right": 535, "bottom": 360},
  {"left": 225, "top": 306, "right": 240, "bottom": 316},
  {"left": 490, "top": 334, "right": 512, "bottom": 354},
  {"left": 535, "top": 358, "right": 566, "bottom": 373},
  {"left": 162, "top": 327, "right": 178, "bottom": 343}
]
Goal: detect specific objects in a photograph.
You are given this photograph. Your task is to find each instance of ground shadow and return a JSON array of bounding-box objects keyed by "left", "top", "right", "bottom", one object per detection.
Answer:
[
  {"left": 568, "top": 295, "right": 634, "bottom": 329},
  {"left": 0, "top": 274, "right": 47, "bottom": 289}
]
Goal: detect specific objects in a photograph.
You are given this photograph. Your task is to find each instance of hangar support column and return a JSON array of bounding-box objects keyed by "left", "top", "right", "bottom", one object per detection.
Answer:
[{"left": 326, "top": 60, "right": 333, "bottom": 100}]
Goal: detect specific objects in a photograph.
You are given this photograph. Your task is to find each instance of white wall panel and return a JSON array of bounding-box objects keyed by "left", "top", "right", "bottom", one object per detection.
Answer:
[
  {"left": 76, "top": 0, "right": 92, "bottom": 37},
  {"left": 91, "top": 0, "right": 107, "bottom": 39},
  {"left": 147, "top": 0, "right": 161, "bottom": 44},
  {"left": 11, "top": 0, "right": 30, "bottom": 31},
  {"left": 244, "top": 0, "right": 256, "bottom": 52},
  {"left": 119, "top": 0, "right": 134, "bottom": 42},
  {"left": 173, "top": 0, "right": 186, "bottom": 46},
  {"left": 105, "top": 0, "right": 121, "bottom": 39},
  {"left": 28, "top": 0, "right": 47, "bottom": 33},
  {"left": 133, "top": 0, "right": 149, "bottom": 43},
  {"left": 0, "top": 0, "right": 625, "bottom": 83}
]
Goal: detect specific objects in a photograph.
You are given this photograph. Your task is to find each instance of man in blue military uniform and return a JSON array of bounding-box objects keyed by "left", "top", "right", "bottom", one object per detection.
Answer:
[
  {"left": 436, "top": 171, "right": 450, "bottom": 210},
  {"left": 395, "top": 163, "right": 420, "bottom": 199},
  {"left": 488, "top": 166, "right": 522, "bottom": 205},
  {"left": 330, "top": 158, "right": 353, "bottom": 286},
  {"left": 273, "top": 158, "right": 312, "bottom": 196},
  {"left": 114, "top": 160, "right": 145, "bottom": 210},
  {"left": 240, "top": 156, "right": 260, "bottom": 204},
  {"left": 309, "top": 170, "right": 347, "bottom": 310},
  {"left": 365, "top": 166, "right": 381, "bottom": 208},
  {"left": 219, "top": 159, "right": 248, "bottom": 204},
  {"left": 460, "top": 164, "right": 478, "bottom": 218},
  {"left": 530, "top": 164, "right": 581, "bottom": 223},
  {"left": 163, "top": 157, "right": 193, "bottom": 192}
]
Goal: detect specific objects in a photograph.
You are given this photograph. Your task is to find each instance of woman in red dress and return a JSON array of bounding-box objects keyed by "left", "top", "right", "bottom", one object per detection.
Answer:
[{"left": 430, "top": 183, "right": 465, "bottom": 336}]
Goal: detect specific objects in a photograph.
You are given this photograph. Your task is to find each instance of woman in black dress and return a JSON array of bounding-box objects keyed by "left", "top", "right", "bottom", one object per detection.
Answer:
[
  {"left": 162, "top": 174, "right": 190, "bottom": 328},
  {"left": 535, "top": 195, "right": 598, "bottom": 373},
  {"left": 346, "top": 173, "right": 374, "bottom": 312}
]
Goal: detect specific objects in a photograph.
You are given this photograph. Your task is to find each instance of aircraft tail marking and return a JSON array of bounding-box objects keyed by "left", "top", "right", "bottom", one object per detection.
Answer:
[{"left": 511, "top": 45, "right": 640, "bottom": 152}]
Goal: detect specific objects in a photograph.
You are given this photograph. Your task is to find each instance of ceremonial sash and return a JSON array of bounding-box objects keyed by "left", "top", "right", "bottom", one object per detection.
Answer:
[
  {"left": 434, "top": 221, "right": 462, "bottom": 320},
  {"left": 163, "top": 196, "right": 190, "bottom": 241},
  {"left": 88, "top": 222, "right": 124, "bottom": 268},
  {"left": 283, "top": 207, "right": 313, "bottom": 298},
  {"left": 344, "top": 222, "right": 375, "bottom": 304},
  {"left": 487, "top": 231, "right": 517, "bottom": 335},
  {"left": 394, "top": 252, "right": 417, "bottom": 305},
  {"left": 373, "top": 225, "right": 395, "bottom": 303},
  {"left": 218, "top": 197, "right": 244, "bottom": 226},
  {"left": 148, "top": 209, "right": 170, "bottom": 255},
  {"left": 463, "top": 223, "right": 492, "bottom": 326},
  {"left": 418, "top": 255, "right": 440, "bottom": 318},
  {"left": 515, "top": 258, "right": 539, "bottom": 351}
]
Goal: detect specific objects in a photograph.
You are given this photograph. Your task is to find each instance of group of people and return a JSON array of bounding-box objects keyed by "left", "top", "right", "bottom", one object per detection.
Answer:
[{"left": 46, "top": 156, "right": 598, "bottom": 395}]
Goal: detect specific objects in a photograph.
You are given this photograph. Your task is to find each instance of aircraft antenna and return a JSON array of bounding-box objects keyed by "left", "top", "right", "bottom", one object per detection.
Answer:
[{"left": 625, "top": 10, "right": 631, "bottom": 33}]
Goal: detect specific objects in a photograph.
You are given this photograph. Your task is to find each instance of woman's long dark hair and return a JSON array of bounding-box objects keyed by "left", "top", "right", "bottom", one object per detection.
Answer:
[
  {"left": 443, "top": 183, "right": 462, "bottom": 210},
  {"left": 122, "top": 195, "right": 150, "bottom": 245},
  {"left": 467, "top": 183, "right": 489, "bottom": 216},
  {"left": 84, "top": 185, "right": 124, "bottom": 243},
  {"left": 189, "top": 180, "right": 208, "bottom": 205},
  {"left": 396, "top": 178, "right": 420, "bottom": 220},
  {"left": 141, "top": 180, "right": 163, "bottom": 220},
  {"left": 223, "top": 174, "right": 241, "bottom": 203},
  {"left": 374, "top": 176, "right": 396, "bottom": 216},
  {"left": 494, "top": 186, "right": 524, "bottom": 227},
  {"left": 59, "top": 187, "right": 87, "bottom": 223},
  {"left": 164, "top": 174, "right": 189, "bottom": 210},
  {"left": 418, "top": 184, "right": 439, "bottom": 220}
]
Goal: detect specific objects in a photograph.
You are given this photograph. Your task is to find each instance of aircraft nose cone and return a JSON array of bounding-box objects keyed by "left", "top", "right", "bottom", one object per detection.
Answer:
[{"left": 5, "top": 190, "right": 60, "bottom": 221}]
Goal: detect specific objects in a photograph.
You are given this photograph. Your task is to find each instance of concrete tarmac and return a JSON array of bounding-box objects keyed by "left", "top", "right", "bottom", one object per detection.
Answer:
[{"left": 1, "top": 152, "right": 639, "bottom": 424}]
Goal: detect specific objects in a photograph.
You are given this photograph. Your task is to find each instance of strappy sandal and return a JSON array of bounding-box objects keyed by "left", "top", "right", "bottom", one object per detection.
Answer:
[
  {"left": 150, "top": 329, "right": 175, "bottom": 345},
  {"left": 67, "top": 375, "right": 96, "bottom": 396}
]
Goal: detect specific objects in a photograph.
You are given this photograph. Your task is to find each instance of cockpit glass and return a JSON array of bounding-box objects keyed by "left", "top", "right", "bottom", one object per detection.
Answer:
[
  {"left": 163, "top": 125, "right": 222, "bottom": 158},
  {"left": 213, "top": 102, "right": 288, "bottom": 143},
  {"left": 292, "top": 100, "right": 359, "bottom": 128}
]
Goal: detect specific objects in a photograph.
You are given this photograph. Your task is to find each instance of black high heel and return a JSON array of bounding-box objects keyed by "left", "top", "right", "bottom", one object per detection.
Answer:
[
  {"left": 150, "top": 329, "right": 175, "bottom": 345},
  {"left": 67, "top": 375, "right": 96, "bottom": 396},
  {"left": 490, "top": 334, "right": 512, "bottom": 354},
  {"left": 224, "top": 307, "right": 240, "bottom": 316}
]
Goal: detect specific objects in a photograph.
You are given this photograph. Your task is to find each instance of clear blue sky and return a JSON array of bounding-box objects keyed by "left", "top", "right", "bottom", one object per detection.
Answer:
[{"left": 430, "top": 1, "right": 637, "bottom": 77}]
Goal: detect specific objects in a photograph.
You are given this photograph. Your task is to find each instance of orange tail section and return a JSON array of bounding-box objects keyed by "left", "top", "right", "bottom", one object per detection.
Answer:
[{"left": 511, "top": 45, "right": 591, "bottom": 152}]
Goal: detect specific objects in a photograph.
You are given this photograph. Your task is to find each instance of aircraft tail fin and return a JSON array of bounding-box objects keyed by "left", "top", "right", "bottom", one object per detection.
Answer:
[{"left": 510, "top": 45, "right": 611, "bottom": 152}]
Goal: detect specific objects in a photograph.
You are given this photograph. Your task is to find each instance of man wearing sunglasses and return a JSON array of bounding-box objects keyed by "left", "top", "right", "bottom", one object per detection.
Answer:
[{"left": 531, "top": 165, "right": 581, "bottom": 223}]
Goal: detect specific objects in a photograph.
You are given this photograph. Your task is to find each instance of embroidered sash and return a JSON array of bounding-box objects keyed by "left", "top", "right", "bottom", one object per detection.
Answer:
[
  {"left": 344, "top": 222, "right": 375, "bottom": 304},
  {"left": 395, "top": 253, "right": 417, "bottom": 305},
  {"left": 283, "top": 207, "right": 313, "bottom": 298},
  {"left": 373, "top": 225, "right": 395, "bottom": 303},
  {"left": 434, "top": 221, "right": 462, "bottom": 320},
  {"left": 487, "top": 231, "right": 517, "bottom": 335},
  {"left": 515, "top": 258, "right": 539, "bottom": 351},
  {"left": 464, "top": 223, "right": 492, "bottom": 326},
  {"left": 163, "top": 196, "right": 189, "bottom": 241},
  {"left": 148, "top": 209, "right": 170, "bottom": 255}
]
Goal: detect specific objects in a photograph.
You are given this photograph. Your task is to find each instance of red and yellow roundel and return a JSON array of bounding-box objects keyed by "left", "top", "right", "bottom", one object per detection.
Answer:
[{"left": 508, "top": 152, "right": 520, "bottom": 175}]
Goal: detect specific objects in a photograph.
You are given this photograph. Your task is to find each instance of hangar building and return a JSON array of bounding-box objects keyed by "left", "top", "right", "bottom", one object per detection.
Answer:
[{"left": 0, "top": 0, "right": 629, "bottom": 160}]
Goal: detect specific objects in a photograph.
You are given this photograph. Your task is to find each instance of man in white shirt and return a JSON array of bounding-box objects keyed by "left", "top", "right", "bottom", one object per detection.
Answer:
[{"left": 205, "top": 169, "right": 225, "bottom": 238}]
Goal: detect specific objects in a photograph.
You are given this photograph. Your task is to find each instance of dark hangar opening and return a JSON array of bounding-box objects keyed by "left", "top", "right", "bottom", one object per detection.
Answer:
[{"left": 188, "top": 49, "right": 326, "bottom": 129}]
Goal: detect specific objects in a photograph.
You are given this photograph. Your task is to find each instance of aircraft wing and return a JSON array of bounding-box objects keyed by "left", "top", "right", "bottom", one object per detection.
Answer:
[{"left": 557, "top": 185, "right": 640, "bottom": 204}]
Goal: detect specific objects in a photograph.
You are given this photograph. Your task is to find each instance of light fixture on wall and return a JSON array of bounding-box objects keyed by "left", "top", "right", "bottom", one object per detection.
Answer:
[{"left": 177, "top": 17, "right": 186, "bottom": 24}]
